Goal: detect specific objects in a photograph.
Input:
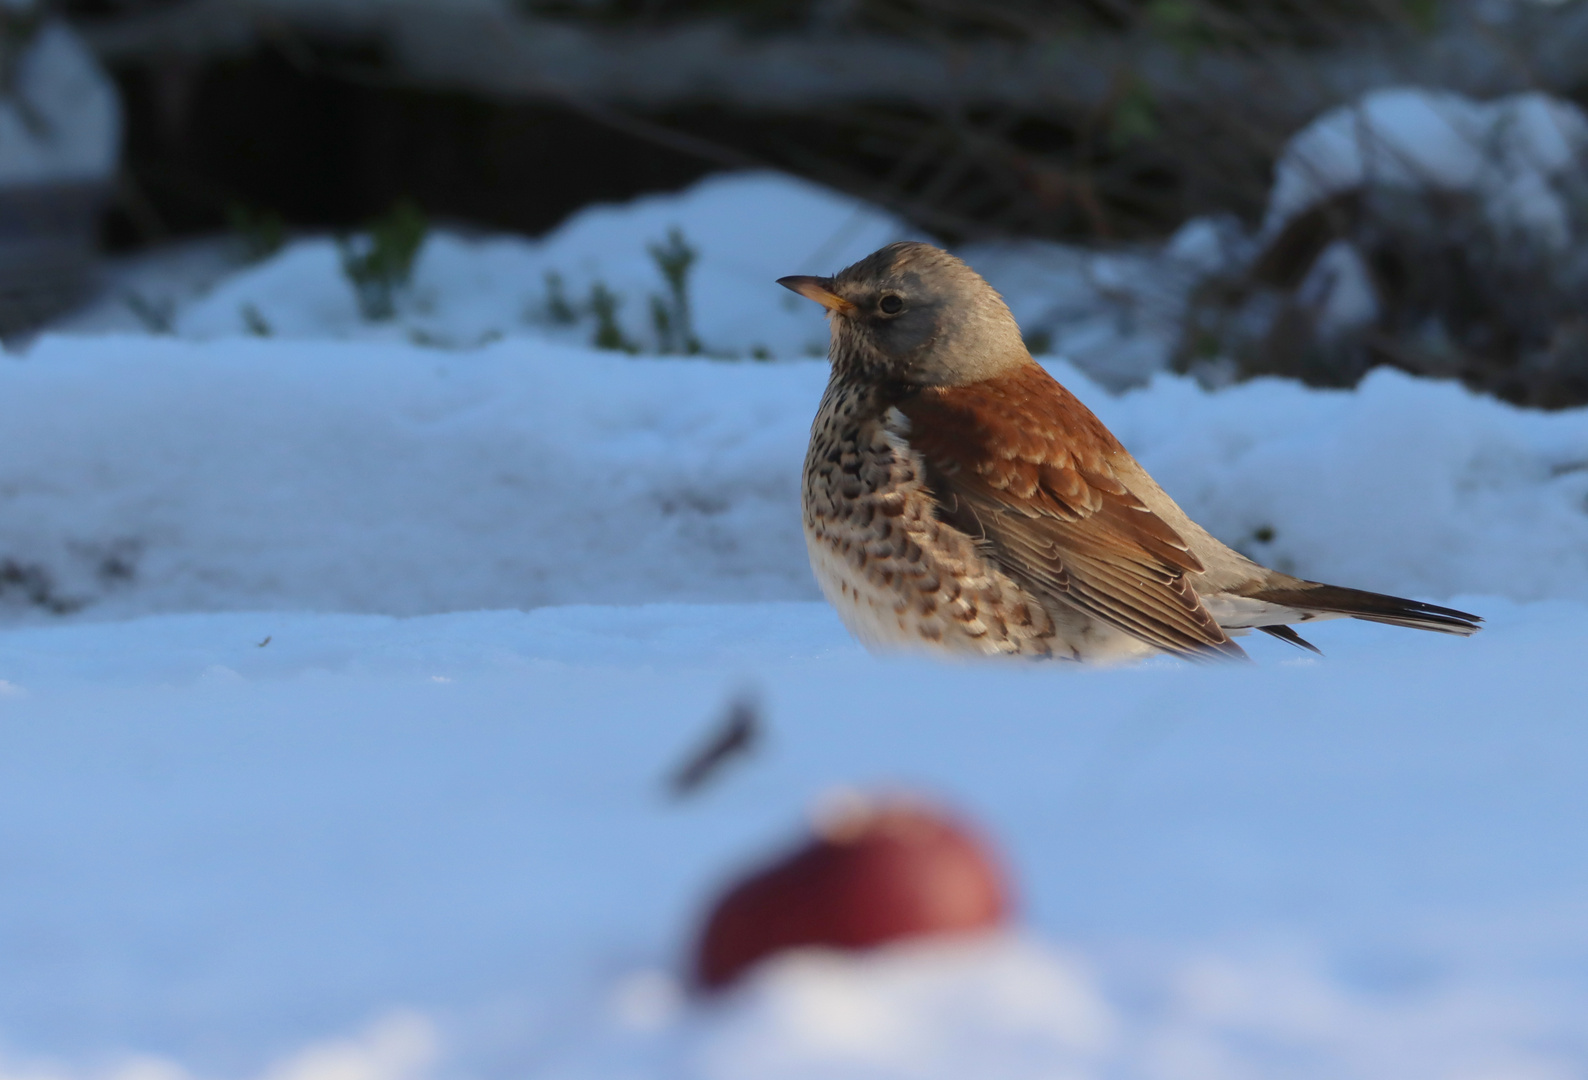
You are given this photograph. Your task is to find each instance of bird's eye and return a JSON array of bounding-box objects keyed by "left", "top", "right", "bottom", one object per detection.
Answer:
[{"left": 879, "top": 294, "right": 904, "bottom": 315}]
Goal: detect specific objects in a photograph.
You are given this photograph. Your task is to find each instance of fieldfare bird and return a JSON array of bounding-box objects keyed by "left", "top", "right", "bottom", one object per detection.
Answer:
[{"left": 780, "top": 241, "right": 1480, "bottom": 662}]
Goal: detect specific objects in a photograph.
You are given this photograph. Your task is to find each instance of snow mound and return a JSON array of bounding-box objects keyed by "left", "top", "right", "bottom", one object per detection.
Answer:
[
  {"left": 601, "top": 938, "right": 1118, "bottom": 1080},
  {"left": 0, "top": 19, "right": 120, "bottom": 187},
  {"left": 567, "top": 933, "right": 1588, "bottom": 1080},
  {"left": 172, "top": 172, "right": 922, "bottom": 357},
  {"left": 1263, "top": 88, "right": 1588, "bottom": 247},
  {"left": 1095, "top": 364, "right": 1588, "bottom": 604},
  {"left": 56, "top": 170, "right": 1174, "bottom": 387},
  {"left": 3, "top": 333, "right": 1588, "bottom": 621},
  {"left": 0, "top": 334, "right": 827, "bottom": 618}
]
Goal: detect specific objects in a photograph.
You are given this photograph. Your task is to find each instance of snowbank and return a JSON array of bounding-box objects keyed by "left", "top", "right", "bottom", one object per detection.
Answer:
[
  {"left": 0, "top": 335, "right": 824, "bottom": 618},
  {"left": 169, "top": 173, "right": 921, "bottom": 357},
  {"left": 53, "top": 171, "right": 1177, "bottom": 387},
  {"left": 3, "top": 332, "right": 1588, "bottom": 621},
  {"left": 1262, "top": 88, "right": 1588, "bottom": 247}
]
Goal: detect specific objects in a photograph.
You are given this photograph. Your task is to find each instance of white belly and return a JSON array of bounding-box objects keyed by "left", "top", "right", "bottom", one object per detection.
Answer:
[{"left": 805, "top": 532, "right": 949, "bottom": 653}]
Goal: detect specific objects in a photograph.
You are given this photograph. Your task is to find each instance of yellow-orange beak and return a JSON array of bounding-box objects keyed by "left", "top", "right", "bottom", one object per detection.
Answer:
[{"left": 777, "top": 275, "right": 854, "bottom": 314}]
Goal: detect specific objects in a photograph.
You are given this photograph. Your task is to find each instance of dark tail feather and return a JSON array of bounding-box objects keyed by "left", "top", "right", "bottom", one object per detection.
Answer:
[
  {"left": 1249, "top": 583, "right": 1482, "bottom": 636},
  {"left": 1258, "top": 623, "right": 1323, "bottom": 654},
  {"left": 1190, "top": 637, "right": 1252, "bottom": 663}
]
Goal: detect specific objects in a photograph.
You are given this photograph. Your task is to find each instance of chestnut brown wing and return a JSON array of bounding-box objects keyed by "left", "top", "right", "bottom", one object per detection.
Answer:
[{"left": 897, "top": 366, "right": 1243, "bottom": 660}]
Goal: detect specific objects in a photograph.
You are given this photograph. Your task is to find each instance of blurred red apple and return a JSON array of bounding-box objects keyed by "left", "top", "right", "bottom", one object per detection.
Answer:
[{"left": 692, "top": 795, "right": 1012, "bottom": 989}]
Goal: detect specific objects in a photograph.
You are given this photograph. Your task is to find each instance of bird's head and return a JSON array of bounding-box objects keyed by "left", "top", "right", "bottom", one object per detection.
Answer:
[{"left": 778, "top": 241, "right": 1030, "bottom": 387}]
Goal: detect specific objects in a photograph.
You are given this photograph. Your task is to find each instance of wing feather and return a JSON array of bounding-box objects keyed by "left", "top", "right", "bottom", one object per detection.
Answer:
[{"left": 897, "top": 366, "right": 1242, "bottom": 660}]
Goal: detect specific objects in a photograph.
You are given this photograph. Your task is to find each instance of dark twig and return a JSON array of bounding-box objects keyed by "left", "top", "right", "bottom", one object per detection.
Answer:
[{"left": 667, "top": 694, "right": 761, "bottom": 799}]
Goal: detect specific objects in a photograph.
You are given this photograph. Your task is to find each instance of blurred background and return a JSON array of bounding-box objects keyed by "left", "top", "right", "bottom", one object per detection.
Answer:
[
  {"left": 10, "top": 0, "right": 1588, "bottom": 401},
  {"left": 1, "top": 3, "right": 1587, "bottom": 1080}
]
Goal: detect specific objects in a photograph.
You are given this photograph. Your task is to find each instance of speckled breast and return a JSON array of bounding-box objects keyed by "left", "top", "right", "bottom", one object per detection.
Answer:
[{"left": 800, "top": 375, "right": 1061, "bottom": 658}]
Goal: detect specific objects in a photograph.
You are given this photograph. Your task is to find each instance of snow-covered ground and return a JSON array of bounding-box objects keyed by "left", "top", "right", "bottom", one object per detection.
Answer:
[
  {"left": 2, "top": 335, "right": 1586, "bottom": 620},
  {"left": 2, "top": 327, "right": 1586, "bottom": 1079},
  {"left": 0, "top": 599, "right": 1585, "bottom": 1080},
  {"left": 10, "top": 156, "right": 1588, "bottom": 1078}
]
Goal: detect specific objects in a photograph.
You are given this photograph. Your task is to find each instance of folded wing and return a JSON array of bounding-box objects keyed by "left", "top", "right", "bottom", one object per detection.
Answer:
[{"left": 896, "top": 366, "right": 1245, "bottom": 661}]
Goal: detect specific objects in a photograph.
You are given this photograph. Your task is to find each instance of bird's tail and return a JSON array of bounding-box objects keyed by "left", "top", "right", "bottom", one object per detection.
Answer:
[{"left": 1243, "top": 581, "right": 1482, "bottom": 636}]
